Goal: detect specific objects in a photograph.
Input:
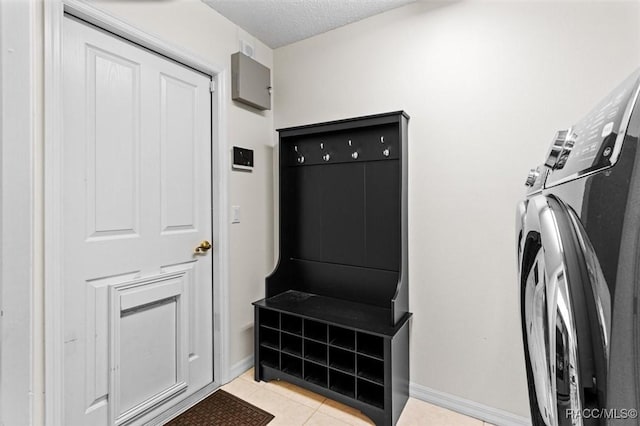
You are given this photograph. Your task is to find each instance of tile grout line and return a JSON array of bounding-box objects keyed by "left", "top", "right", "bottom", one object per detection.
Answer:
[
  {"left": 255, "top": 378, "right": 365, "bottom": 425},
  {"left": 235, "top": 369, "right": 489, "bottom": 426},
  {"left": 244, "top": 376, "right": 323, "bottom": 425},
  {"left": 235, "top": 371, "right": 367, "bottom": 425},
  {"left": 302, "top": 403, "right": 320, "bottom": 425}
]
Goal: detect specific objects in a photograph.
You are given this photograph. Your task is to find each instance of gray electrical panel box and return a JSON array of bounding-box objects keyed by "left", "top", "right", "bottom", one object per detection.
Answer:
[{"left": 231, "top": 52, "right": 271, "bottom": 111}]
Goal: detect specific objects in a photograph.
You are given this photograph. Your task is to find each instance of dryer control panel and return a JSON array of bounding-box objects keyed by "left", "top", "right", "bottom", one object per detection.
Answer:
[{"left": 546, "top": 70, "right": 640, "bottom": 187}]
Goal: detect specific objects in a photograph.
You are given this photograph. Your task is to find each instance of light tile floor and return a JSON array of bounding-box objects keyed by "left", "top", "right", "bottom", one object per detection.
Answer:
[{"left": 221, "top": 368, "right": 495, "bottom": 426}]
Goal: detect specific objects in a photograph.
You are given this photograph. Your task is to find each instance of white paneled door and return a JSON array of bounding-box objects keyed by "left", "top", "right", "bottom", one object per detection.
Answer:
[{"left": 62, "top": 16, "right": 213, "bottom": 426}]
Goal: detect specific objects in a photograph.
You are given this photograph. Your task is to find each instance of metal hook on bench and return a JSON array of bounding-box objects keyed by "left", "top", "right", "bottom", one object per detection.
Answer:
[{"left": 294, "top": 145, "right": 305, "bottom": 164}]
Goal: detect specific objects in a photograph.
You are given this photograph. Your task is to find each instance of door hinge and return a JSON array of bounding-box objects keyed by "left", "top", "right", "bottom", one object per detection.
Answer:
[{"left": 210, "top": 80, "right": 216, "bottom": 93}]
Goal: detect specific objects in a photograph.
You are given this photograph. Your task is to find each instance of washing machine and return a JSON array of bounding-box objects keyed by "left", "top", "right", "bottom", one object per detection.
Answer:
[{"left": 517, "top": 69, "right": 640, "bottom": 426}]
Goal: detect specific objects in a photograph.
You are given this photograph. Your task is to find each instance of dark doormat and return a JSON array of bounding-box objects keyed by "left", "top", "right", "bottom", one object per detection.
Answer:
[{"left": 165, "top": 390, "right": 274, "bottom": 426}]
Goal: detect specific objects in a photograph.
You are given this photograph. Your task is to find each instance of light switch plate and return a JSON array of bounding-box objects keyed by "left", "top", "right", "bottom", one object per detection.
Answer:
[{"left": 232, "top": 205, "right": 241, "bottom": 224}]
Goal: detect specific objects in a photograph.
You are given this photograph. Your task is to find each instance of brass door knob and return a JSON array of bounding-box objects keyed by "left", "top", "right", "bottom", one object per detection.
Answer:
[{"left": 194, "top": 240, "right": 212, "bottom": 254}]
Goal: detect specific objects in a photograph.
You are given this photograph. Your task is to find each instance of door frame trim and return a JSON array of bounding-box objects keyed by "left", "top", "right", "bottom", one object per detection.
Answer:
[
  {"left": 44, "top": 1, "right": 231, "bottom": 424},
  {"left": 0, "top": 1, "right": 39, "bottom": 424}
]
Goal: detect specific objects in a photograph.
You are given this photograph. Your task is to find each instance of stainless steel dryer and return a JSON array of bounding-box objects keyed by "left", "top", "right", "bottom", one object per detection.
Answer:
[{"left": 517, "top": 70, "right": 640, "bottom": 426}]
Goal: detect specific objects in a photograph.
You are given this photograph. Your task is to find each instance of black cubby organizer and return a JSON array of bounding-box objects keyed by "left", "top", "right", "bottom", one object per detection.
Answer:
[
  {"left": 254, "top": 112, "right": 412, "bottom": 426},
  {"left": 256, "top": 311, "right": 397, "bottom": 408}
]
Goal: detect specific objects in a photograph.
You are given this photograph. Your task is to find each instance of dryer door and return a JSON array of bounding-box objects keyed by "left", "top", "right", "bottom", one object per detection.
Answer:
[{"left": 517, "top": 195, "right": 610, "bottom": 426}]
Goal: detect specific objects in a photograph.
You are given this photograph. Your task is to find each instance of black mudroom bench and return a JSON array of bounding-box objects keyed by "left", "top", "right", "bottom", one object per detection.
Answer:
[{"left": 253, "top": 111, "right": 411, "bottom": 426}]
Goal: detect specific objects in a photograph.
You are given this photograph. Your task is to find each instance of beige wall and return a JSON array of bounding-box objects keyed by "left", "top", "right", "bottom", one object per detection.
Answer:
[
  {"left": 274, "top": 1, "right": 640, "bottom": 417},
  {"left": 86, "top": 0, "right": 275, "bottom": 371}
]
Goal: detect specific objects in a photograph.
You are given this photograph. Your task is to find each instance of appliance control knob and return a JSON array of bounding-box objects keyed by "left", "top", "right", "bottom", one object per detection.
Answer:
[
  {"left": 545, "top": 129, "right": 576, "bottom": 170},
  {"left": 545, "top": 130, "right": 568, "bottom": 169},
  {"left": 525, "top": 168, "right": 539, "bottom": 187}
]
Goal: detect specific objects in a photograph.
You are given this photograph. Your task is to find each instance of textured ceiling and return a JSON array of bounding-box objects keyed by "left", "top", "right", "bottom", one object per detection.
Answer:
[{"left": 202, "top": 0, "right": 417, "bottom": 49}]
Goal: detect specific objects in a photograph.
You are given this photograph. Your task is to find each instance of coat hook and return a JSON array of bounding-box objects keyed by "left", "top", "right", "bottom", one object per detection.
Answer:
[
  {"left": 294, "top": 145, "right": 304, "bottom": 163},
  {"left": 349, "top": 140, "right": 358, "bottom": 159}
]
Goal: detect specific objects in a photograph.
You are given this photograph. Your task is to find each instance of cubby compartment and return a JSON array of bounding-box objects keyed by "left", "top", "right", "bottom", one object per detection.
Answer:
[
  {"left": 358, "top": 379, "right": 384, "bottom": 409},
  {"left": 260, "top": 346, "right": 280, "bottom": 370},
  {"left": 304, "top": 361, "right": 328, "bottom": 387},
  {"left": 304, "top": 319, "right": 328, "bottom": 342},
  {"left": 260, "top": 309, "right": 279, "bottom": 329},
  {"left": 357, "top": 354, "right": 384, "bottom": 385},
  {"left": 304, "top": 340, "right": 327, "bottom": 365},
  {"left": 259, "top": 327, "right": 279, "bottom": 351},
  {"left": 329, "top": 326, "right": 355, "bottom": 350},
  {"left": 281, "top": 353, "right": 302, "bottom": 378},
  {"left": 281, "top": 313, "right": 302, "bottom": 335},
  {"left": 329, "top": 346, "right": 355, "bottom": 374},
  {"left": 281, "top": 333, "right": 302, "bottom": 357},
  {"left": 357, "top": 333, "right": 384, "bottom": 359},
  {"left": 329, "top": 369, "right": 355, "bottom": 398}
]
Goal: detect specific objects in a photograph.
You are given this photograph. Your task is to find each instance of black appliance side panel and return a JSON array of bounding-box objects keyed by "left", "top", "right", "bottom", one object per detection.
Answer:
[
  {"left": 580, "top": 140, "right": 636, "bottom": 297},
  {"left": 604, "top": 101, "right": 640, "bottom": 419}
]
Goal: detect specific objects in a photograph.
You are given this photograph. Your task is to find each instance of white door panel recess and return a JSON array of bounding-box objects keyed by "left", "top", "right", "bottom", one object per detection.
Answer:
[{"left": 63, "top": 16, "right": 213, "bottom": 426}]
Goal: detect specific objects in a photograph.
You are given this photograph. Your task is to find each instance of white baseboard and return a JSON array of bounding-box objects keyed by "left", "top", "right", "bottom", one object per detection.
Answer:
[
  {"left": 409, "top": 382, "right": 532, "bottom": 426},
  {"left": 229, "top": 354, "right": 254, "bottom": 382}
]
